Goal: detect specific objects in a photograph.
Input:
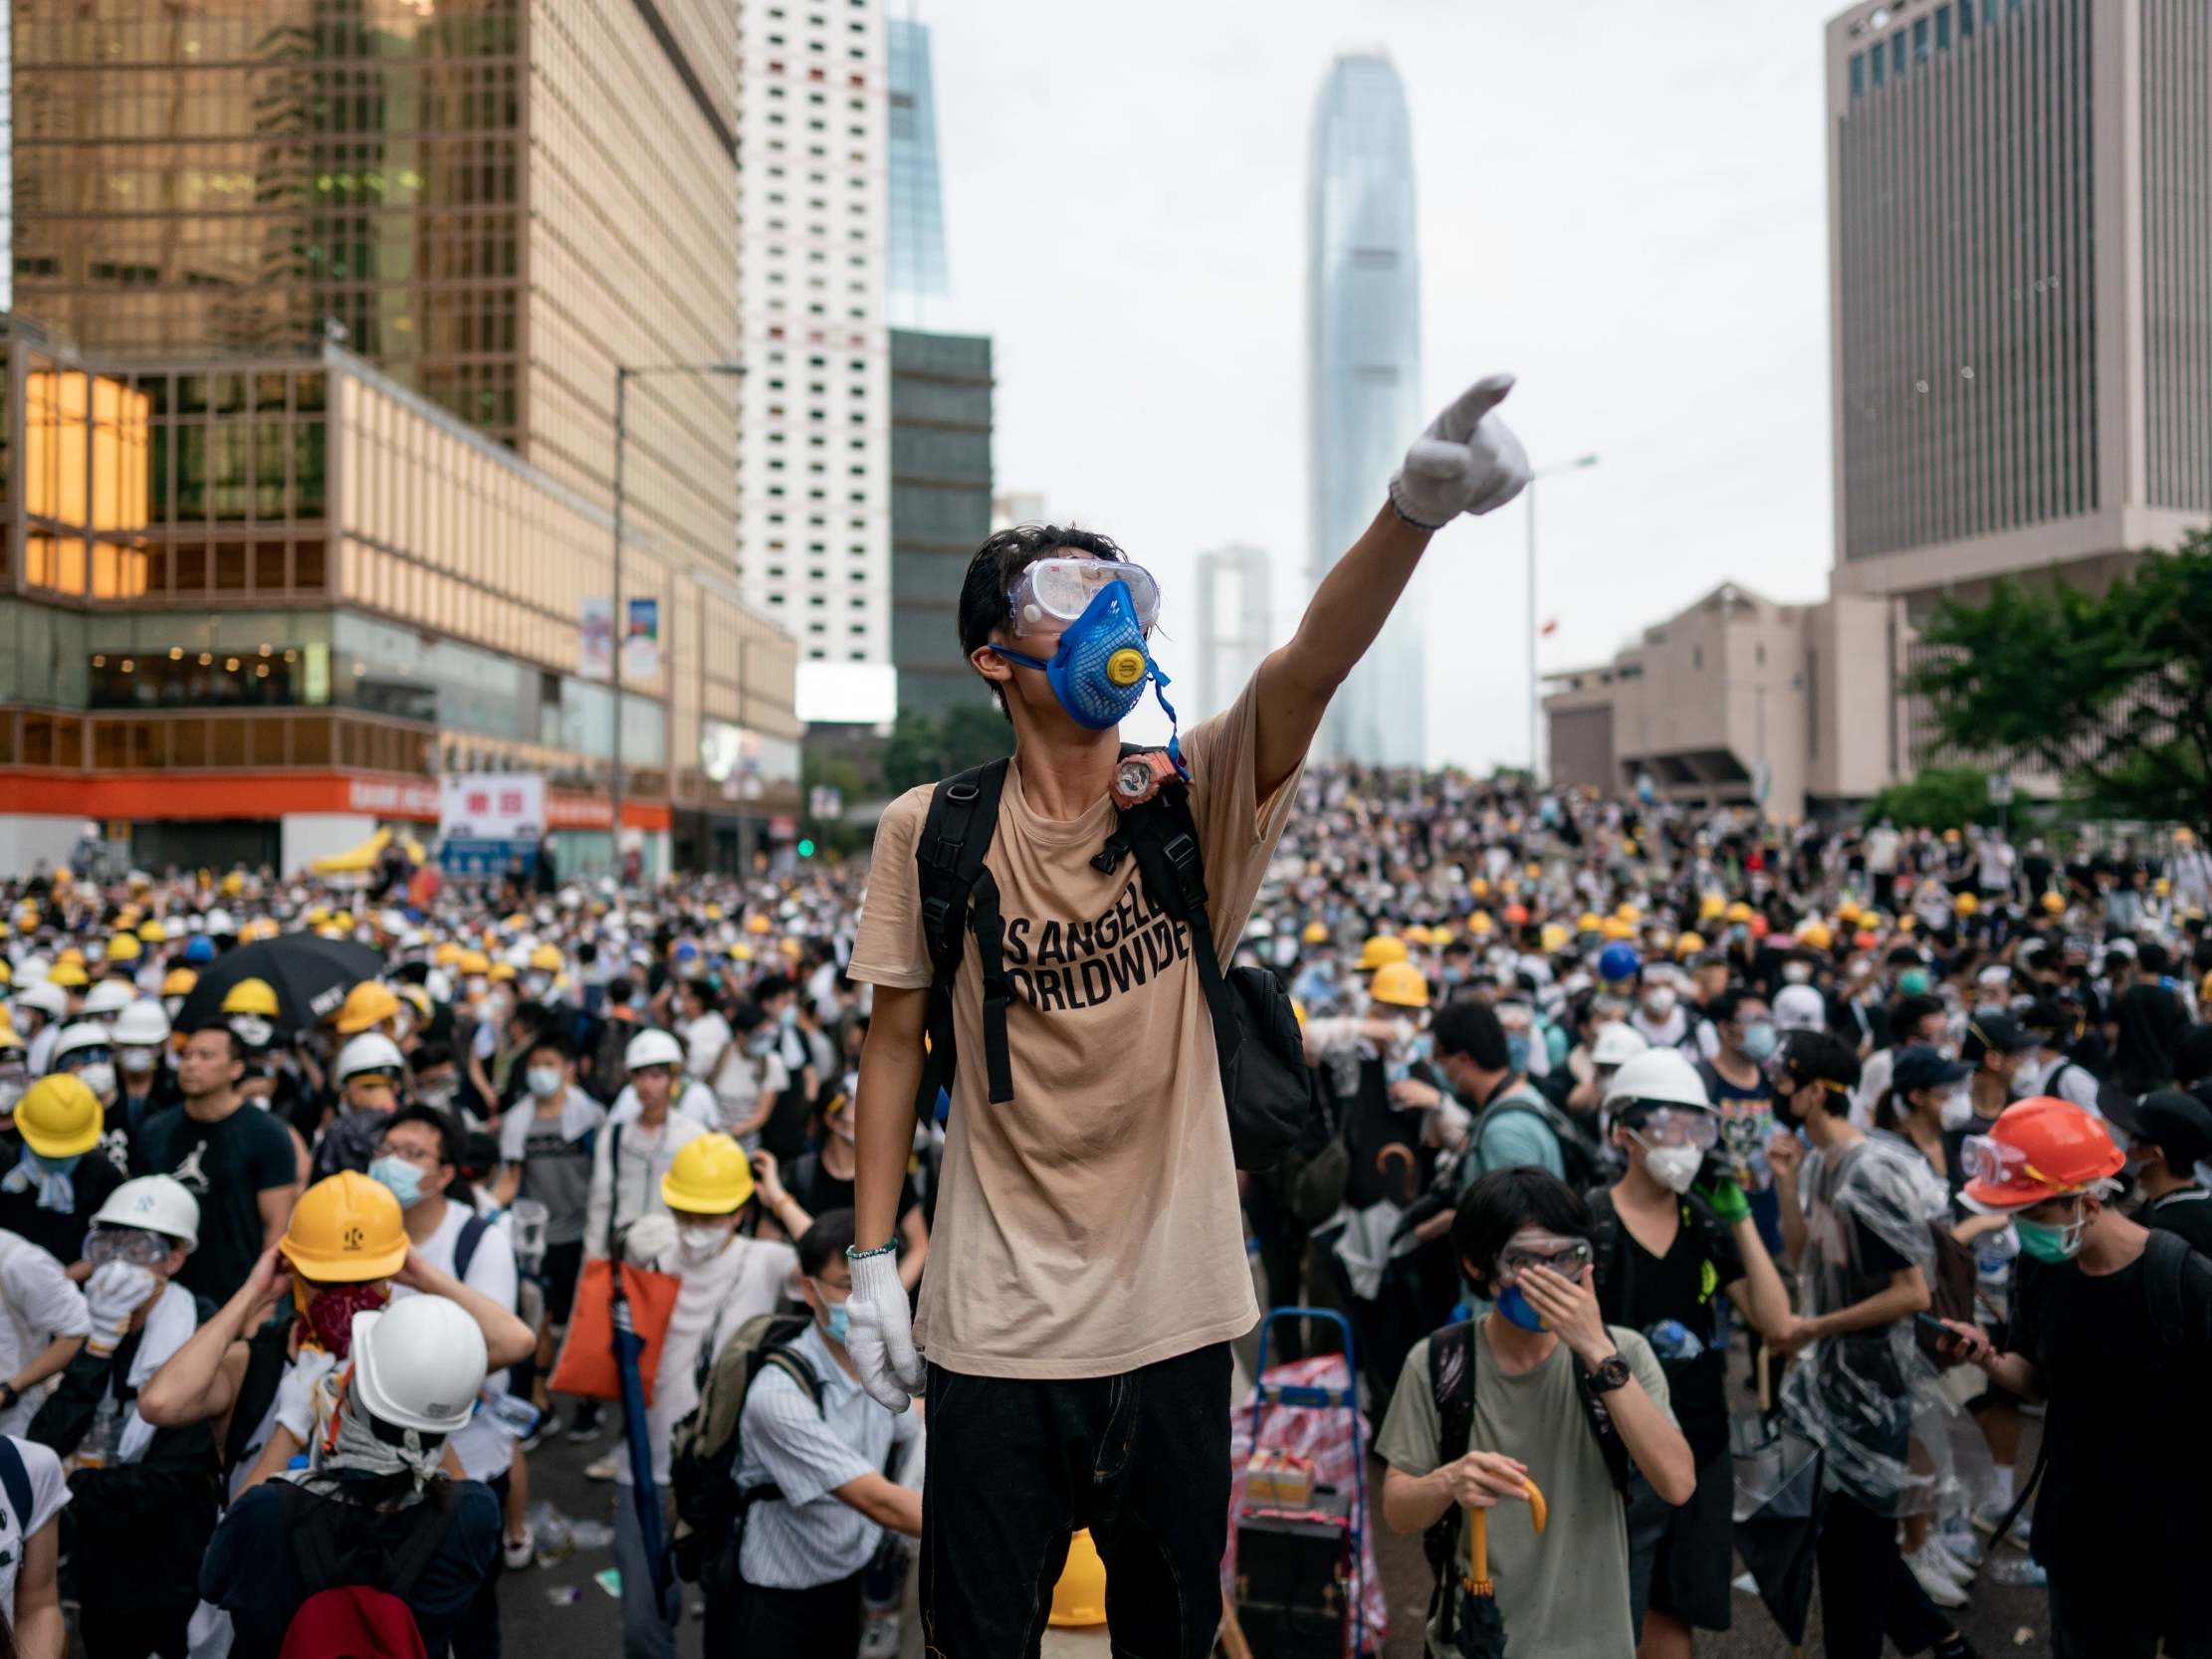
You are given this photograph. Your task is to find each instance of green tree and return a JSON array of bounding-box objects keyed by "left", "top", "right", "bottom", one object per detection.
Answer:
[
  {"left": 1908, "top": 534, "right": 2212, "bottom": 838},
  {"left": 878, "top": 706, "right": 1012, "bottom": 795},
  {"left": 1862, "top": 767, "right": 1993, "bottom": 831}
]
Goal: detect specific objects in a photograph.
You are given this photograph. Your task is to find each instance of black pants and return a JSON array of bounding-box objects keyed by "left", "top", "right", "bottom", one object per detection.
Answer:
[
  {"left": 1815, "top": 1488, "right": 1953, "bottom": 1659},
  {"left": 2050, "top": 1574, "right": 2212, "bottom": 1659},
  {"left": 714, "top": 1569, "right": 864, "bottom": 1659},
  {"left": 78, "top": 1601, "right": 192, "bottom": 1659},
  {"left": 922, "top": 1343, "right": 1231, "bottom": 1659},
  {"left": 450, "top": 1468, "right": 512, "bottom": 1658}
]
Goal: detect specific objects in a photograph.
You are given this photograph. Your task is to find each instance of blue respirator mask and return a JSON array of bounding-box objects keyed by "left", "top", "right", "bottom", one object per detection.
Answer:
[{"left": 989, "top": 559, "right": 1184, "bottom": 768}]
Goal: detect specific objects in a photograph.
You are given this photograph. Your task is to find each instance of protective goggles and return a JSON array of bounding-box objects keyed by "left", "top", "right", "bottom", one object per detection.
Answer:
[
  {"left": 1960, "top": 1133, "right": 2080, "bottom": 1193},
  {"left": 62, "top": 1047, "right": 115, "bottom": 1070},
  {"left": 84, "top": 1225, "right": 174, "bottom": 1268},
  {"left": 1497, "top": 1236, "right": 1595, "bottom": 1281},
  {"left": 1626, "top": 1108, "right": 1719, "bottom": 1149},
  {"left": 1007, "top": 557, "right": 1161, "bottom": 639}
]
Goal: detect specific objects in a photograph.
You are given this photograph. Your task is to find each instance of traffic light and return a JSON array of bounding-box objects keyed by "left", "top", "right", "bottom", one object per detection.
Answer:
[{"left": 797, "top": 838, "right": 816, "bottom": 859}]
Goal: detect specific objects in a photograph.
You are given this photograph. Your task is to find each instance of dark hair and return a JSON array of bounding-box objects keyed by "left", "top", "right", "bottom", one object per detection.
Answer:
[
  {"left": 1707, "top": 986, "right": 1764, "bottom": 1027},
  {"left": 185, "top": 1021, "right": 243, "bottom": 1062},
  {"left": 508, "top": 999, "right": 550, "bottom": 1036},
  {"left": 730, "top": 998, "right": 769, "bottom": 1035},
  {"left": 1449, "top": 1167, "right": 1593, "bottom": 1299},
  {"left": 407, "top": 1042, "right": 457, "bottom": 1076},
  {"left": 526, "top": 1029, "right": 577, "bottom": 1065},
  {"left": 956, "top": 522, "right": 1129, "bottom": 663},
  {"left": 2173, "top": 1023, "right": 2212, "bottom": 1088},
  {"left": 1778, "top": 1029, "right": 1861, "bottom": 1114},
  {"left": 795, "top": 1206, "right": 856, "bottom": 1277},
  {"left": 605, "top": 975, "right": 634, "bottom": 1007},
  {"left": 383, "top": 1104, "right": 464, "bottom": 1169},
  {"left": 2140, "top": 941, "right": 2171, "bottom": 976},
  {"left": 754, "top": 974, "right": 796, "bottom": 1005},
  {"left": 1887, "top": 993, "right": 1946, "bottom": 1039},
  {"left": 1432, "top": 997, "right": 1508, "bottom": 1072}
]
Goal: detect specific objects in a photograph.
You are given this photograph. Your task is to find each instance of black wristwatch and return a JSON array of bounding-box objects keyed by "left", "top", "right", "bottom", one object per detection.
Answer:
[
  {"left": 0, "top": 1381, "right": 20, "bottom": 1413},
  {"left": 1584, "top": 1352, "right": 1633, "bottom": 1394}
]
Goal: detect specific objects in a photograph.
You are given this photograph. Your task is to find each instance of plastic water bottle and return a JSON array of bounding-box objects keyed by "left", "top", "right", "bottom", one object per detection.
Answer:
[
  {"left": 76, "top": 1393, "right": 123, "bottom": 1469},
  {"left": 1647, "top": 1320, "right": 1704, "bottom": 1361},
  {"left": 1975, "top": 1223, "right": 2019, "bottom": 1318}
]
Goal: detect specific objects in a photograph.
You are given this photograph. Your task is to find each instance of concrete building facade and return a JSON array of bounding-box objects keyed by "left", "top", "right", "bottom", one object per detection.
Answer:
[
  {"left": 1195, "top": 543, "right": 1272, "bottom": 726},
  {"left": 888, "top": 327, "right": 992, "bottom": 720}
]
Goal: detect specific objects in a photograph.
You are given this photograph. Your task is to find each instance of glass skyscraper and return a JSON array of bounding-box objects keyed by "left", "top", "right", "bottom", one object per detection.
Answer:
[
  {"left": 1307, "top": 53, "right": 1423, "bottom": 765},
  {"left": 887, "top": 17, "right": 950, "bottom": 328}
]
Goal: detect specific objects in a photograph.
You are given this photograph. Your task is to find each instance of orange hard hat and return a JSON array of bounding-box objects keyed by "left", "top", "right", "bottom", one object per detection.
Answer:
[
  {"left": 1502, "top": 904, "right": 1529, "bottom": 927},
  {"left": 1960, "top": 1097, "right": 2124, "bottom": 1210}
]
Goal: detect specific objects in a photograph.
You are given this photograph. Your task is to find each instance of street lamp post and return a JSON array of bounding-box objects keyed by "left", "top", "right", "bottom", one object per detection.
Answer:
[
  {"left": 609, "top": 360, "right": 744, "bottom": 867},
  {"left": 1526, "top": 454, "right": 1601, "bottom": 786}
]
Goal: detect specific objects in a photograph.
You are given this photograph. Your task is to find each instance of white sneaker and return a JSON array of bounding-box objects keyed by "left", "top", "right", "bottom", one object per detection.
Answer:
[
  {"left": 1922, "top": 1536, "right": 1976, "bottom": 1586},
  {"left": 1939, "top": 1522, "right": 1984, "bottom": 1567},
  {"left": 503, "top": 1525, "right": 536, "bottom": 1570},
  {"left": 584, "top": 1451, "right": 620, "bottom": 1482},
  {"left": 1972, "top": 1498, "right": 2030, "bottom": 1547},
  {"left": 1906, "top": 1544, "right": 1970, "bottom": 1607}
]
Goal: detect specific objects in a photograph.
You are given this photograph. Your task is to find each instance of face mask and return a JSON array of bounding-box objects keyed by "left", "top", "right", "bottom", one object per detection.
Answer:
[
  {"left": 526, "top": 1067, "right": 563, "bottom": 1100},
  {"left": 676, "top": 1223, "right": 729, "bottom": 1265},
  {"left": 523, "top": 973, "right": 552, "bottom": 999},
  {"left": 417, "top": 1078, "right": 459, "bottom": 1111},
  {"left": 1782, "top": 962, "right": 1814, "bottom": 985},
  {"left": 118, "top": 1046, "right": 157, "bottom": 1077},
  {"left": 824, "top": 1300, "right": 851, "bottom": 1346},
  {"left": 1505, "top": 1033, "right": 1532, "bottom": 1073},
  {"left": 33, "top": 1151, "right": 81, "bottom": 1177},
  {"left": 1739, "top": 1022, "right": 1779, "bottom": 1062},
  {"left": 990, "top": 578, "right": 1184, "bottom": 762},
  {"left": 367, "top": 1154, "right": 426, "bottom": 1209},
  {"left": 2014, "top": 1207, "right": 2086, "bottom": 1263},
  {"left": 1897, "top": 969, "right": 1931, "bottom": 996},
  {"left": 1641, "top": 1141, "right": 1703, "bottom": 1195},
  {"left": 1495, "top": 1281, "right": 1548, "bottom": 1332},
  {"left": 1642, "top": 988, "right": 1677, "bottom": 1018},
  {"left": 0, "top": 1078, "right": 22, "bottom": 1114},
  {"left": 230, "top": 1014, "right": 274, "bottom": 1050},
  {"left": 297, "top": 1280, "right": 388, "bottom": 1357},
  {"left": 464, "top": 976, "right": 489, "bottom": 999},
  {"left": 74, "top": 1063, "right": 116, "bottom": 1100}
]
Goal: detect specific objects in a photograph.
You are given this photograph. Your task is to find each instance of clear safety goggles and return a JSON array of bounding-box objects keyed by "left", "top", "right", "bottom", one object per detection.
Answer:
[
  {"left": 83, "top": 1225, "right": 173, "bottom": 1268},
  {"left": 1006, "top": 557, "right": 1161, "bottom": 639},
  {"left": 1960, "top": 1132, "right": 2078, "bottom": 1192},
  {"left": 1497, "top": 1236, "right": 1594, "bottom": 1282},
  {"left": 1629, "top": 1108, "right": 1719, "bottom": 1150}
]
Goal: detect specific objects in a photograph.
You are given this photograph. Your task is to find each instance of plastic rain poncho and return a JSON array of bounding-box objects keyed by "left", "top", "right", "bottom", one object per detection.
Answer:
[{"left": 1781, "top": 1131, "right": 1961, "bottom": 1515}]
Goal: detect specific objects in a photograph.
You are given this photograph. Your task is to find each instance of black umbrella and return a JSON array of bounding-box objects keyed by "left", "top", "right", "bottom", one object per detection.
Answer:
[
  {"left": 174, "top": 933, "right": 386, "bottom": 1033},
  {"left": 1449, "top": 1479, "right": 1547, "bottom": 1659},
  {"left": 1732, "top": 1349, "right": 1824, "bottom": 1654}
]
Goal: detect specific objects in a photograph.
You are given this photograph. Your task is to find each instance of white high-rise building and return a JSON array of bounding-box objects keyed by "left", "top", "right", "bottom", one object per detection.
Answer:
[
  {"left": 737, "top": 0, "right": 894, "bottom": 725},
  {"left": 1195, "top": 544, "right": 1273, "bottom": 724}
]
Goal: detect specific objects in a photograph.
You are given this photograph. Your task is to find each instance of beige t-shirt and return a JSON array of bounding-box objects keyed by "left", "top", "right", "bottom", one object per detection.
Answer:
[{"left": 848, "top": 678, "right": 1300, "bottom": 1378}]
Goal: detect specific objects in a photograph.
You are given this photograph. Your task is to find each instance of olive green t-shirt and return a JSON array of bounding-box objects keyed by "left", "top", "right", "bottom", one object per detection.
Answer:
[{"left": 1375, "top": 1322, "right": 1670, "bottom": 1659}]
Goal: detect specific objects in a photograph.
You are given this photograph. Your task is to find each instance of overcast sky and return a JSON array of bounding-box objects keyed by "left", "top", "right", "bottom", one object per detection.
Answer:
[{"left": 912, "top": 0, "right": 1850, "bottom": 768}]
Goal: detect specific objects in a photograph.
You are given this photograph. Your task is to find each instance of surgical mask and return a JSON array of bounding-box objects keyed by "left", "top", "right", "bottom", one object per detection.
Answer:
[
  {"left": 118, "top": 1045, "right": 157, "bottom": 1076},
  {"left": 1782, "top": 962, "right": 1814, "bottom": 985},
  {"left": 523, "top": 973, "right": 552, "bottom": 999},
  {"left": 1642, "top": 988, "right": 1677, "bottom": 1018},
  {"left": 824, "top": 1301, "right": 851, "bottom": 1346},
  {"left": 230, "top": 1014, "right": 274, "bottom": 1049},
  {"left": 416, "top": 1078, "right": 459, "bottom": 1111},
  {"left": 526, "top": 1066, "right": 563, "bottom": 1100},
  {"left": 676, "top": 1223, "right": 729, "bottom": 1265},
  {"left": 74, "top": 1063, "right": 116, "bottom": 1100},
  {"left": 0, "top": 1077, "right": 23, "bottom": 1114},
  {"left": 1739, "top": 1022, "right": 1779, "bottom": 1062},
  {"left": 464, "top": 976, "right": 489, "bottom": 999},
  {"left": 1640, "top": 1141, "right": 1703, "bottom": 1195},
  {"left": 1897, "top": 969, "right": 1931, "bottom": 996},
  {"left": 1504, "top": 1033, "right": 1532, "bottom": 1073},
  {"left": 990, "top": 577, "right": 1185, "bottom": 763},
  {"left": 2014, "top": 1207, "right": 2087, "bottom": 1263},
  {"left": 367, "top": 1154, "right": 426, "bottom": 1209}
]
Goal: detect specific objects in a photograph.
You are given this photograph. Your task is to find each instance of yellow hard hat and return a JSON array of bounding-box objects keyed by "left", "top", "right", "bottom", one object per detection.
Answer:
[
  {"left": 1725, "top": 902, "right": 1755, "bottom": 924},
  {"left": 136, "top": 920, "right": 167, "bottom": 943},
  {"left": 660, "top": 1134, "right": 758, "bottom": 1215},
  {"left": 779, "top": 937, "right": 802, "bottom": 959},
  {"left": 1698, "top": 894, "right": 1725, "bottom": 922},
  {"left": 161, "top": 967, "right": 198, "bottom": 997},
  {"left": 729, "top": 942, "right": 755, "bottom": 961},
  {"left": 1799, "top": 921, "right": 1834, "bottom": 952},
  {"left": 47, "top": 961, "right": 89, "bottom": 990},
  {"left": 434, "top": 942, "right": 464, "bottom": 967},
  {"left": 281, "top": 1171, "right": 407, "bottom": 1282},
  {"left": 704, "top": 903, "right": 725, "bottom": 922},
  {"left": 2155, "top": 877, "right": 2172, "bottom": 897},
  {"left": 1836, "top": 900, "right": 1864, "bottom": 926},
  {"left": 14, "top": 1074, "right": 103, "bottom": 1158},
  {"left": 1897, "top": 914, "right": 1917, "bottom": 934},
  {"left": 1368, "top": 960, "right": 1431, "bottom": 1009},
  {"left": 2041, "top": 891, "right": 2066, "bottom": 915},
  {"left": 1942, "top": 828, "right": 1961, "bottom": 844},
  {"left": 1525, "top": 862, "right": 1543, "bottom": 881},
  {"left": 529, "top": 943, "right": 563, "bottom": 972},
  {"left": 1300, "top": 921, "right": 1329, "bottom": 945},
  {"left": 1048, "top": 1530, "right": 1107, "bottom": 1628},
  {"left": 1469, "top": 878, "right": 1491, "bottom": 900},
  {"left": 505, "top": 913, "right": 531, "bottom": 932},
  {"left": 1953, "top": 892, "right": 1979, "bottom": 917},
  {"left": 332, "top": 980, "right": 401, "bottom": 1035},
  {"left": 1355, "top": 935, "right": 1409, "bottom": 972},
  {"left": 1400, "top": 925, "right": 1433, "bottom": 948},
  {"left": 1602, "top": 917, "right": 1636, "bottom": 941},
  {"left": 13, "top": 906, "right": 36, "bottom": 933},
  {"left": 488, "top": 961, "right": 519, "bottom": 982},
  {"left": 1467, "top": 912, "right": 1495, "bottom": 935},
  {"left": 746, "top": 914, "right": 773, "bottom": 935},
  {"left": 0, "top": 1025, "right": 21, "bottom": 1054},
  {"left": 55, "top": 948, "right": 84, "bottom": 967},
  {"left": 1575, "top": 912, "right": 1604, "bottom": 934},
  {"left": 1615, "top": 903, "right": 1641, "bottom": 925},
  {"left": 305, "top": 907, "right": 331, "bottom": 927},
  {"left": 221, "top": 977, "right": 281, "bottom": 1018},
  {"left": 1539, "top": 923, "right": 1570, "bottom": 953},
  {"left": 457, "top": 949, "right": 492, "bottom": 975},
  {"left": 1674, "top": 931, "right": 1707, "bottom": 958}
]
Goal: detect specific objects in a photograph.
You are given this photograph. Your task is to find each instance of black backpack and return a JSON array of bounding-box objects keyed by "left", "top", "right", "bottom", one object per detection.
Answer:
[
  {"left": 665, "top": 1312, "right": 823, "bottom": 1585},
  {"left": 1420, "top": 1318, "right": 1631, "bottom": 1646},
  {"left": 910, "top": 752, "right": 1314, "bottom": 1171},
  {"left": 1470, "top": 1084, "right": 1607, "bottom": 1191}
]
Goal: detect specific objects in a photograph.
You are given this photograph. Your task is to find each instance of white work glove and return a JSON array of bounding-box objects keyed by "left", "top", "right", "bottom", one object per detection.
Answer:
[
  {"left": 619, "top": 1213, "right": 677, "bottom": 1269},
  {"left": 273, "top": 1348, "right": 339, "bottom": 1444},
  {"left": 1388, "top": 373, "right": 1532, "bottom": 529},
  {"left": 84, "top": 1262, "right": 159, "bottom": 1353},
  {"left": 845, "top": 1246, "right": 924, "bottom": 1413}
]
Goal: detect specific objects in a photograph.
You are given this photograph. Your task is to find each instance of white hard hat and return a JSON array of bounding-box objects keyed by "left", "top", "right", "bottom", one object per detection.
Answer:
[
  {"left": 81, "top": 979, "right": 137, "bottom": 1020},
  {"left": 1590, "top": 1023, "right": 1652, "bottom": 1068},
  {"left": 14, "top": 957, "right": 50, "bottom": 989},
  {"left": 1773, "top": 984, "right": 1828, "bottom": 1033},
  {"left": 334, "top": 1032, "right": 406, "bottom": 1084},
  {"left": 93, "top": 1174, "right": 200, "bottom": 1250},
  {"left": 111, "top": 1001, "right": 173, "bottom": 1047},
  {"left": 203, "top": 909, "right": 236, "bottom": 935},
  {"left": 49, "top": 1023, "right": 115, "bottom": 1070},
  {"left": 13, "top": 983, "right": 69, "bottom": 1021},
  {"left": 1603, "top": 1047, "right": 1713, "bottom": 1111},
  {"left": 624, "top": 1027, "right": 685, "bottom": 1072},
  {"left": 348, "top": 1296, "right": 488, "bottom": 1435}
]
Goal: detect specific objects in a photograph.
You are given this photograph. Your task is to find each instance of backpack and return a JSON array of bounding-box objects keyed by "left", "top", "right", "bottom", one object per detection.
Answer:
[
  {"left": 1420, "top": 1318, "right": 1631, "bottom": 1647},
  {"left": 1470, "top": 1083, "right": 1606, "bottom": 1191},
  {"left": 1584, "top": 1185, "right": 1735, "bottom": 1314},
  {"left": 272, "top": 1481, "right": 459, "bottom": 1659},
  {"left": 909, "top": 751, "right": 1315, "bottom": 1171},
  {"left": 665, "top": 1312, "right": 823, "bottom": 1585}
]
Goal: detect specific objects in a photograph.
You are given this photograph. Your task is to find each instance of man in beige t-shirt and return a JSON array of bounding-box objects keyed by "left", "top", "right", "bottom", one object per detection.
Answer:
[{"left": 844, "top": 373, "right": 1530, "bottom": 1658}]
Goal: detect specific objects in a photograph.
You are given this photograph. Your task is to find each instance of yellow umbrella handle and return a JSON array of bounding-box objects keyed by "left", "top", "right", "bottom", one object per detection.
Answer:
[
  {"left": 1465, "top": 1507, "right": 1492, "bottom": 1596},
  {"left": 1525, "top": 1478, "right": 1548, "bottom": 1533}
]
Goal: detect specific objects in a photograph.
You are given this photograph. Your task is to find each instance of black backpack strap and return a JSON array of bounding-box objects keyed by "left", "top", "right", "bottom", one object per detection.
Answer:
[
  {"left": 0, "top": 1437, "right": 31, "bottom": 1537},
  {"left": 913, "top": 760, "right": 1010, "bottom": 1113},
  {"left": 1423, "top": 1321, "right": 1476, "bottom": 1646},
  {"left": 453, "top": 1210, "right": 492, "bottom": 1285},
  {"left": 2143, "top": 1226, "right": 2212, "bottom": 1348},
  {"left": 384, "top": 1483, "right": 462, "bottom": 1601},
  {"left": 1122, "top": 781, "right": 1240, "bottom": 1094},
  {"left": 1583, "top": 1186, "right": 1624, "bottom": 1300}
]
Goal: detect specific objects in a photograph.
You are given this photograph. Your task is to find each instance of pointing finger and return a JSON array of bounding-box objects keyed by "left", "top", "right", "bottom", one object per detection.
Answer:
[{"left": 1433, "top": 372, "right": 1517, "bottom": 442}]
